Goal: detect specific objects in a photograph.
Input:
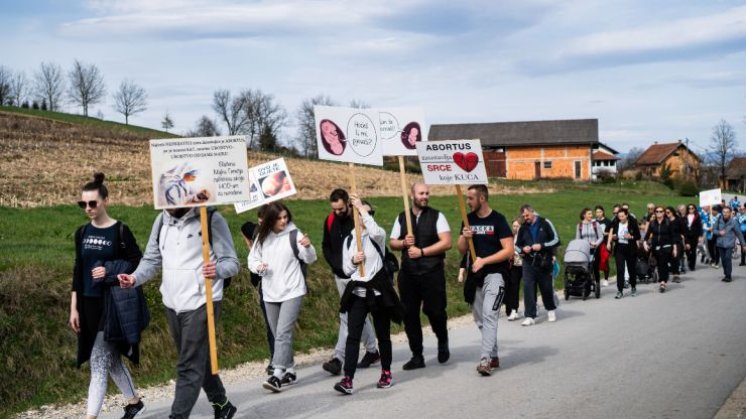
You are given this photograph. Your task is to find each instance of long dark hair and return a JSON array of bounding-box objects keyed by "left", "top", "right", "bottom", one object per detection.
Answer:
[
  {"left": 319, "top": 119, "right": 346, "bottom": 155},
  {"left": 81, "top": 172, "right": 108, "bottom": 199},
  {"left": 256, "top": 202, "right": 292, "bottom": 246},
  {"left": 400, "top": 121, "right": 421, "bottom": 149}
]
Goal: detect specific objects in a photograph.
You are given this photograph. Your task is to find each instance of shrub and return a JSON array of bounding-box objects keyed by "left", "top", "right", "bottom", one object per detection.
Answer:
[{"left": 678, "top": 180, "right": 699, "bottom": 196}]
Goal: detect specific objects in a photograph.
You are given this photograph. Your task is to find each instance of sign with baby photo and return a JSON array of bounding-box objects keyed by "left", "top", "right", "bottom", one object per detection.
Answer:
[
  {"left": 149, "top": 136, "right": 251, "bottom": 209},
  {"left": 416, "top": 139, "right": 488, "bottom": 185},
  {"left": 378, "top": 107, "right": 427, "bottom": 157},
  {"left": 314, "top": 105, "right": 384, "bottom": 166},
  {"left": 234, "top": 158, "right": 297, "bottom": 214}
]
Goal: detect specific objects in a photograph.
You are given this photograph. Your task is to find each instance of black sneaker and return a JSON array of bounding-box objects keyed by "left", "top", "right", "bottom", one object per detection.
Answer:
[
  {"left": 334, "top": 376, "right": 354, "bottom": 395},
  {"left": 724, "top": 276, "right": 733, "bottom": 283},
  {"left": 402, "top": 355, "right": 425, "bottom": 370},
  {"left": 262, "top": 376, "right": 282, "bottom": 393},
  {"left": 357, "top": 351, "right": 380, "bottom": 368},
  {"left": 212, "top": 400, "right": 237, "bottom": 419},
  {"left": 437, "top": 341, "right": 450, "bottom": 364},
  {"left": 323, "top": 357, "right": 342, "bottom": 375},
  {"left": 121, "top": 400, "right": 145, "bottom": 419},
  {"left": 280, "top": 371, "right": 297, "bottom": 386},
  {"left": 265, "top": 364, "right": 274, "bottom": 376}
]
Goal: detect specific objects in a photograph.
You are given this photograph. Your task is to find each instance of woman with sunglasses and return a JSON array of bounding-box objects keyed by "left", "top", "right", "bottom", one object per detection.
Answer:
[
  {"left": 665, "top": 206, "right": 685, "bottom": 282},
  {"left": 70, "top": 173, "right": 146, "bottom": 419},
  {"left": 644, "top": 206, "right": 677, "bottom": 292},
  {"left": 683, "top": 204, "right": 703, "bottom": 272}
]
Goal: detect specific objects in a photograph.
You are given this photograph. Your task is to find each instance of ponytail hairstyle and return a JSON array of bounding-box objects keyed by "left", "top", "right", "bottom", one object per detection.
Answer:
[{"left": 81, "top": 172, "right": 109, "bottom": 200}]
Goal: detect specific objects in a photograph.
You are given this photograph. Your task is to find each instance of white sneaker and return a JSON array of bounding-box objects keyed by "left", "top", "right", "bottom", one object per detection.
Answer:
[
  {"left": 601, "top": 280, "right": 609, "bottom": 287},
  {"left": 521, "top": 317, "right": 535, "bottom": 326},
  {"left": 547, "top": 310, "right": 557, "bottom": 322},
  {"left": 507, "top": 311, "right": 519, "bottom": 321}
]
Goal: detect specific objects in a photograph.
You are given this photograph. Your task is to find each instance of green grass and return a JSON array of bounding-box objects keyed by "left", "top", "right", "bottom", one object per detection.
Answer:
[
  {"left": 0, "top": 184, "right": 688, "bottom": 416},
  {"left": 0, "top": 106, "right": 178, "bottom": 138}
]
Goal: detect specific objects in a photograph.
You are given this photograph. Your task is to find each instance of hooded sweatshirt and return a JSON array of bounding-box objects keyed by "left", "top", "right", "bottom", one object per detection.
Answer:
[
  {"left": 132, "top": 208, "right": 239, "bottom": 313},
  {"left": 249, "top": 222, "right": 317, "bottom": 303}
]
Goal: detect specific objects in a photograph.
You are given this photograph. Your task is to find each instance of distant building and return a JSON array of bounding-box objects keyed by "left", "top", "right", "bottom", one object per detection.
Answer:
[
  {"left": 591, "top": 143, "right": 620, "bottom": 180},
  {"left": 429, "top": 119, "right": 601, "bottom": 181},
  {"left": 634, "top": 141, "right": 701, "bottom": 179},
  {"left": 726, "top": 157, "right": 746, "bottom": 193}
]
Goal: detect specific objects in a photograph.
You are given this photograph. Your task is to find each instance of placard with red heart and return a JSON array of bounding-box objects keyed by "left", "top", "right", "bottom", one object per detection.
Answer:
[{"left": 453, "top": 152, "right": 479, "bottom": 172}]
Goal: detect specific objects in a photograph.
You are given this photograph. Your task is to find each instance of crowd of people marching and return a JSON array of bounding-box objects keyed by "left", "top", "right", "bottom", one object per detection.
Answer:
[{"left": 69, "top": 172, "right": 746, "bottom": 419}]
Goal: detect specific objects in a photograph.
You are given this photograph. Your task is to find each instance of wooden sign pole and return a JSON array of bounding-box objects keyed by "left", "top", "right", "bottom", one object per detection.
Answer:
[
  {"left": 349, "top": 163, "right": 365, "bottom": 277},
  {"left": 398, "top": 156, "right": 413, "bottom": 236},
  {"left": 455, "top": 185, "right": 477, "bottom": 263},
  {"left": 199, "top": 206, "right": 219, "bottom": 375}
]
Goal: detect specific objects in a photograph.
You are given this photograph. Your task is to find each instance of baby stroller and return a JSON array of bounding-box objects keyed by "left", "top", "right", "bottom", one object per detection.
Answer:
[
  {"left": 563, "top": 239, "right": 599, "bottom": 300},
  {"left": 635, "top": 240, "right": 658, "bottom": 284}
]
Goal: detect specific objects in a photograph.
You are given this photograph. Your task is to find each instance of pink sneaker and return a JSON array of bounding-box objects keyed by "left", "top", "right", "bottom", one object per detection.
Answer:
[{"left": 377, "top": 370, "right": 392, "bottom": 389}]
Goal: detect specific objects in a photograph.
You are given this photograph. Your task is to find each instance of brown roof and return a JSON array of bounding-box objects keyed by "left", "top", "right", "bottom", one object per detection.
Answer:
[
  {"left": 727, "top": 157, "right": 746, "bottom": 178},
  {"left": 635, "top": 142, "right": 701, "bottom": 166},
  {"left": 429, "top": 119, "right": 598, "bottom": 147},
  {"left": 593, "top": 150, "right": 619, "bottom": 161}
]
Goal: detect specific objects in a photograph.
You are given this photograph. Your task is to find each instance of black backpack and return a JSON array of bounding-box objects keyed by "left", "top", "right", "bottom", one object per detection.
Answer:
[
  {"left": 155, "top": 208, "right": 234, "bottom": 288},
  {"left": 288, "top": 229, "right": 309, "bottom": 280}
]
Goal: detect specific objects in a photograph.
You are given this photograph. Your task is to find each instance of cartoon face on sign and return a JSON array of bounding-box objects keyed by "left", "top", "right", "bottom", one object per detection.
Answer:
[
  {"left": 379, "top": 112, "right": 399, "bottom": 141},
  {"left": 319, "top": 119, "right": 346, "bottom": 156},
  {"left": 346, "top": 113, "right": 378, "bottom": 157},
  {"left": 453, "top": 152, "right": 479, "bottom": 172}
]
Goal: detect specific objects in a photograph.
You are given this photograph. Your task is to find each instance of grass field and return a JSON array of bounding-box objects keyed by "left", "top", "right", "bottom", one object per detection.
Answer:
[
  {"left": 0, "top": 186, "right": 692, "bottom": 416},
  {"left": 0, "top": 106, "right": 177, "bottom": 138}
]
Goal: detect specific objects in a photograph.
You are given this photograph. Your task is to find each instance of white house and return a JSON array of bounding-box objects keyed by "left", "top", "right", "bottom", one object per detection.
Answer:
[{"left": 591, "top": 143, "right": 620, "bottom": 180}]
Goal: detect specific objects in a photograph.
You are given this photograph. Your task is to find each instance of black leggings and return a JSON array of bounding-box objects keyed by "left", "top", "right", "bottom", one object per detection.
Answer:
[
  {"left": 344, "top": 295, "right": 392, "bottom": 378},
  {"left": 653, "top": 247, "right": 673, "bottom": 283},
  {"left": 708, "top": 238, "right": 719, "bottom": 263},
  {"left": 685, "top": 238, "right": 698, "bottom": 271},
  {"left": 505, "top": 265, "right": 522, "bottom": 315},
  {"left": 615, "top": 244, "right": 637, "bottom": 292}
]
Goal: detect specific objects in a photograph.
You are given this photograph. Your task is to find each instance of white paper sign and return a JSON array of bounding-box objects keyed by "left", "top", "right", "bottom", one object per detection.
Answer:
[
  {"left": 699, "top": 188, "right": 722, "bottom": 207},
  {"left": 234, "top": 158, "right": 297, "bottom": 214},
  {"left": 416, "top": 139, "right": 488, "bottom": 185},
  {"left": 378, "top": 108, "right": 427, "bottom": 156},
  {"left": 314, "top": 106, "right": 383, "bottom": 166},
  {"left": 149, "top": 136, "right": 251, "bottom": 210}
]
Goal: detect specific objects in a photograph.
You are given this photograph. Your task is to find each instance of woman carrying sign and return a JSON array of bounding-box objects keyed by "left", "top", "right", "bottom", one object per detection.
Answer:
[{"left": 70, "top": 173, "right": 146, "bottom": 419}]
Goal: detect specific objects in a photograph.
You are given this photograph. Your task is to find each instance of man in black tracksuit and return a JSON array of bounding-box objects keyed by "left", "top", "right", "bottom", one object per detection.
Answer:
[
  {"left": 390, "top": 183, "right": 452, "bottom": 369},
  {"left": 321, "top": 189, "right": 379, "bottom": 375}
]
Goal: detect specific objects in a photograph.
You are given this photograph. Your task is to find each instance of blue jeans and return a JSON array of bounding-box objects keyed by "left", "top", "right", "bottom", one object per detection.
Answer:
[{"left": 718, "top": 246, "right": 733, "bottom": 278}]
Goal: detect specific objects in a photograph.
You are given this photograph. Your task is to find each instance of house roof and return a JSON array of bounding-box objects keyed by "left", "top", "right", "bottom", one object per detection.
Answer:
[
  {"left": 593, "top": 150, "right": 619, "bottom": 161},
  {"left": 634, "top": 141, "right": 701, "bottom": 166},
  {"left": 727, "top": 157, "right": 746, "bottom": 178},
  {"left": 429, "top": 119, "right": 599, "bottom": 147},
  {"left": 595, "top": 142, "right": 620, "bottom": 155}
]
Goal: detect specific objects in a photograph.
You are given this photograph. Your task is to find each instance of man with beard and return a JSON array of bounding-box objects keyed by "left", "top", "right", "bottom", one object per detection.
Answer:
[
  {"left": 321, "top": 189, "right": 379, "bottom": 375},
  {"left": 390, "top": 183, "right": 452, "bottom": 369},
  {"left": 713, "top": 206, "right": 746, "bottom": 282}
]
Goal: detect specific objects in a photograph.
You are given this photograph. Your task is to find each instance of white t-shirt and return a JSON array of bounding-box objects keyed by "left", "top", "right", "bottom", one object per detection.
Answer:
[
  {"left": 390, "top": 211, "right": 450, "bottom": 239},
  {"left": 617, "top": 221, "right": 630, "bottom": 244}
]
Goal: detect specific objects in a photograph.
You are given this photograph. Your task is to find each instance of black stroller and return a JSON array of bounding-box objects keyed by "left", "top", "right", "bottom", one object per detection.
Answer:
[
  {"left": 635, "top": 240, "right": 658, "bottom": 284},
  {"left": 564, "top": 239, "right": 600, "bottom": 300}
]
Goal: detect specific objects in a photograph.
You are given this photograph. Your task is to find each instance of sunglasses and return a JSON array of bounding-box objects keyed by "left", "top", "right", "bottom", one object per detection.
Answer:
[{"left": 77, "top": 200, "right": 99, "bottom": 209}]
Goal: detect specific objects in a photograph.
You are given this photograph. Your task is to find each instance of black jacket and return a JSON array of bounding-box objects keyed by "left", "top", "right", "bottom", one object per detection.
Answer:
[
  {"left": 644, "top": 218, "right": 676, "bottom": 248},
  {"left": 322, "top": 211, "right": 354, "bottom": 279},
  {"left": 73, "top": 222, "right": 145, "bottom": 367},
  {"left": 339, "top": 269, "right": 404, "bottom": 324},
  {"left": 515, "top": 216, "right": 560, "bottom": 261},
  {"left": 396, "top": 207, "right": 445, "bottom": 275},
  {"left": 610, "top": 217, "right": 641, "bottom": 254}
]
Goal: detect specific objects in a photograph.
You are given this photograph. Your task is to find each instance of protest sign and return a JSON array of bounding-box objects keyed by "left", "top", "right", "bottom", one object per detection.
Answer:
[
  {"left": 234, "top": 158, "right": 296, "bottom": 214},
  {"left": 699, "top": 188, "right": 722, "bottom": 207},
  {"left": 150, "top": 136, "right": 251, "bottom": 210},
  {"left": 416, "top": 139, "right": 488, "bottom": 185},
  {"left": 314, "top": 105, "right": 383, "bottom": 166},
  {"left": 378, "top": 108, "right": 427, "bottom": 157}
]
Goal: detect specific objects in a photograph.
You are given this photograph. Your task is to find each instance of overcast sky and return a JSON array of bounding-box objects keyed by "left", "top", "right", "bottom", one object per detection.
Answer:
[{"left": 2, "top": 0, "right": 746, "bottom": 153}]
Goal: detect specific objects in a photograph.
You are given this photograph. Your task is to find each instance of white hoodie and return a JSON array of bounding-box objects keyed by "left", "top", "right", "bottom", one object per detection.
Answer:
[{"left": 249, "top": 222, "right": 317, "bottom": 303}]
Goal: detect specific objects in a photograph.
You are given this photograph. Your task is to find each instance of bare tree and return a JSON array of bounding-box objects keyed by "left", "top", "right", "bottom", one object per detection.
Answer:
[
  {"left": 349, "top": 99, "right": 370, "bottom": 109},
  {"left": 710, "top": 119, "right": 738, "bottom": 188},
  {"left": 212, "top": 88, "right": 287, "bottom": 148},
  {"left": 33, "top": 62, "right": 65, "bottom": 111},
  {"left": 618, "top": 147, "right": 645, "bottom": 172},
  {"left": 161, "top": 112, "right": 174, "bottom": 132},
  {"left": 9, "top": 70, "right": 28, "bottom": 106},
  {"left": 112, "top": 79, "right": 147, "bottom": 124},
  {"left": 0, "top": 66, "right": 12, "bottom": 106},
  {"left": 295, "top": 94, "right": 336, "bottom": 158},
  {"left": 186, "top": 115, "right": 221, "bottom": 137},
  {"left": 68, "top": 59, "right": 106, "bottom": 116}
]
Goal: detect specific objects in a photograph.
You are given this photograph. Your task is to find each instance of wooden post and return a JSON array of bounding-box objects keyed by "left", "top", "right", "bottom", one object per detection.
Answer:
[
  {"left": 398, "top": 156, "right": 413, "bottom": 236},
  {"left": 349, "top": 163, "right": 365, "bottom": 277},
  {"left": 199, "top": 206, "right": 219, "bottom": 375},
  {"left": 455, "top": 185, "right": 477, "bottom": 263}
]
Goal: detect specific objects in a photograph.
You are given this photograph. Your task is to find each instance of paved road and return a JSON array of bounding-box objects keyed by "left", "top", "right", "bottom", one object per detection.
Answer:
[{"left": 130, "top": 264, "right": 746, "bottom": 419}]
